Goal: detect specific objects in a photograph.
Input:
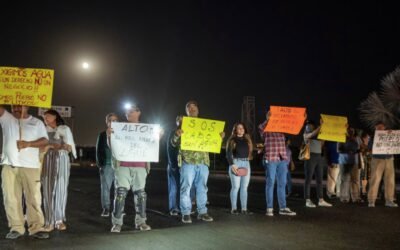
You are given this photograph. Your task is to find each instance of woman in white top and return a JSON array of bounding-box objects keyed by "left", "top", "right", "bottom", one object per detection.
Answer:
[{"left": 41, "top": 109, "right": 76, "bottom": 231}]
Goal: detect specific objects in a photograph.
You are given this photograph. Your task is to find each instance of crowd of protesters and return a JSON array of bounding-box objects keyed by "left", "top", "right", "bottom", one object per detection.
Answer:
[{"left": 0, "top": 101, "right": 398, "bottom": 240}]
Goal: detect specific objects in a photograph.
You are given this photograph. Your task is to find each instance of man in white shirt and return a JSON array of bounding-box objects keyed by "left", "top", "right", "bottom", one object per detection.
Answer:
[{"left": 0, "top": 105, "right": 49, "bottom": 239}]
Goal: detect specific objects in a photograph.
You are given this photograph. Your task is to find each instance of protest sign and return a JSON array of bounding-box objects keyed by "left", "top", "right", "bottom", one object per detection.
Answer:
[
  {"left": 264, "top": 106, "right": 306, "bottom": 135},
  {"left": 110, "top": 122, "right": 161, "bottom": 162},
  {"left": 372, "top": 130, "right": 400, "bottom": 155},
  {"left": 318, "top": 114, "right": 347, "bottom": 142},
  {"left": 0, "top": 67, "right": 54, "bottom": 108},
  {"left": 181, "top": 117, "right": 225, "bottom": 153}
]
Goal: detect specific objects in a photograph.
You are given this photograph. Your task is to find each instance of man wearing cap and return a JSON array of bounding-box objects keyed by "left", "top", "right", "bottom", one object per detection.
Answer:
[
  {"left": 110, "top": 104, "right": 152, "bottom": 232},
  {"left": 0, "top": 105, "right": 49, "bottom": 239},
  {"left": 171, "top": 101, "right": 225, "bottom": 223}
]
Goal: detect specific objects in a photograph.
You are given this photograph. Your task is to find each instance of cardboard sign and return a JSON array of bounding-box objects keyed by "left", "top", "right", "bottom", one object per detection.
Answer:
[
  {"left": 264, "top": 106, "right": 306, "bottom": 135},
  {"left": 110, "top": 122, "right": 161, "bottom": 162},
  {"left": 0, "top": 67, "right": 54, "bottom": 108},
  {"left": 372, "top": 130, "right": 400, "bottom": 155},
  {"left": 181, "top": 117, "right": 225, "bottom": 153},
  {"left": 318, "top": 114, "right": 347, "bottom": 142}
]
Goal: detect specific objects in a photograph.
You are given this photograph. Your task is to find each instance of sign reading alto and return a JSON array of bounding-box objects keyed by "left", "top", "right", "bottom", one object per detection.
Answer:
[
  {"left": 318, "top": 114, "right": 348, "bottom": 143},
  {"left": 0, "top": 67, "right": 54, "bottom": 108},
  {"left": 264, "top": 106, "right": 306, "bottom": 135},
  {"left": 181, "top": 117, "right": 225, "bottom": 153},
  {"left": 110, "top": 122, "right": 161, "bottom": 162},
  {"left": 372, "top": 130, "right": 400, "bottom": 155}
]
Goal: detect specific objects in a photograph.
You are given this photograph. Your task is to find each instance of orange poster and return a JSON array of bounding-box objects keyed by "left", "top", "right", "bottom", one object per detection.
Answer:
[{"left": 264, "top": 106, "right": 306, "bottom": 135}]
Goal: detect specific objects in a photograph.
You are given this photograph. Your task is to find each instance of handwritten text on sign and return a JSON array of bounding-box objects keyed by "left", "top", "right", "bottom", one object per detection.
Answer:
[
  {"left": 264, "top": 106, "right": 306, "bottom": 135},
  {"left": 181, "top": 117, "right": 225, "bottom": 153},
  {"left": 318, "top": 114, "right": 347, "bottom": 143},
  {"left": 372, "top": 130, "right": 400, "bottom": 155},
  {"left": 0, "top": 67, "right": 54, "bottom": 108},
  {"left": 110, "top": 122, "right": 161, "bottom": 162}
]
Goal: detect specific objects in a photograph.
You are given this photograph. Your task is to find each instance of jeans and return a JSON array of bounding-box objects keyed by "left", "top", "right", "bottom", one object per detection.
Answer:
[
  {"left": 180, "top": 163, "right": 209, "bottom": 215},
  {"left": 100, "top": 166, "right": 114, "bottom": 210},
  {"left": 167, "top": 165, "right": 180, "bottom": 212},
  {"left": 304, "top": 153, "right": 324, "bottom": 199},
  {"left": 287, "top": 171, "right": 292, "bottom": 195},
  {"left": 228, "top": 159, "right": 251, "bottom": 210},
  {"left": 263, "top": 160, "right": 288, "bottom": 209}
]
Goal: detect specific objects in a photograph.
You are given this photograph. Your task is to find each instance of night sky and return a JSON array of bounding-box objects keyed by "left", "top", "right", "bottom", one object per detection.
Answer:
[{"left": 1, "top": 2, "right": 399, "bottom": 145}]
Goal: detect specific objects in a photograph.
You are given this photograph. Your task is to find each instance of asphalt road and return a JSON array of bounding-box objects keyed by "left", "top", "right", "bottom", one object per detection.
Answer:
[{"left": 0, "top": 166, "right": 399, "bottom": 250}]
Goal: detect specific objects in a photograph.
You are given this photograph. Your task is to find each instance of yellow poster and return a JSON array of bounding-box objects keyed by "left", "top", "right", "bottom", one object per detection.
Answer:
[
  {"left": 181, "top": 117, "right": 225, "bottom": 153},
  {"left": 0, "top": 67, "right": 54, "bottom": 108},
  {"left": 318, "top": 114, "right": 347, "bottom": 142}
]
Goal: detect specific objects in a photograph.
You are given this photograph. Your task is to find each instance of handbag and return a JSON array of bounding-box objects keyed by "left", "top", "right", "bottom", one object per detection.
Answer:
[
  {"left": 298, "top": 142, "right": 310, "bottom": 161},
  {"left": 235, "top": 167, "right": 248, "bottom": 176}
]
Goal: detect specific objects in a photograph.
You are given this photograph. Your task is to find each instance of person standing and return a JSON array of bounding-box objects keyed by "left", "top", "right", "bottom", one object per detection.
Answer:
[
  {"left": 303, "top": 120, "right": 332, "bottom": 208},
  {"left": 0, "top": 105, "right": 49, "bottom": 239},
  {"left": 41, "top": 109, "right": 77, "bottom": 231},
  {"left": 96, "top": 113, "right": 118, "bottom": 217},
  {"left": 111, "top": 104, "right": 152, "bottom": 232},
  {"left": 258, "top": 111, "right": 296, "bottom": 216},
  {"left": 171, "top": 100, "right": 224, "bottom": 223},
  {"left": 337, "top": 127, "right": 362, "bottom": 203},
  {"left": 226, "top": 122, "right": 253, "bottom": 215},
  {"left": 368, "top": 122, "right": 398, "bottom": 208}
]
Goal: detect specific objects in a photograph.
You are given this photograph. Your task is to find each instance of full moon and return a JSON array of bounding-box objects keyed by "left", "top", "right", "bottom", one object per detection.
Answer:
[{"left": 82, "top": 62, "right": 90, "bottom": 69}]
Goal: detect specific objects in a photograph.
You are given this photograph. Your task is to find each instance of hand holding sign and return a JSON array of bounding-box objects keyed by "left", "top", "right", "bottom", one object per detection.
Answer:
[
  {"left": 317, "top": 114, "right": 347, "bottom": 143},
  {"left": 0, "top": 67, "right": 54, "bottom": 108},
  {"left": 181, "top": 117, "right": 225, "bottom": 153},
  {"left": 110, "top": 122, "right": 161, "bottom": 162},
  {"left": 264, "top": 106, "right": 306, "bottom": 135},
  {"left": 372, "top": 130, "right": 400, "bottom": 155}
]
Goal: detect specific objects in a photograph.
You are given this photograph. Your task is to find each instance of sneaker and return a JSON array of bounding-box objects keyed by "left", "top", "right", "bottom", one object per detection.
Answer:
[
  {"left": 110, "top": 224, "right": 122, "bottom": 233},
  {"left": 197, "top": 213, "right": 214, "bottom": 222},
  {"left": 136, "top": 223, "right": 151, "bottom": 231},
  {"left": 182, "top": 215, "right": 192, "bottom": 224},
  {"left": 385, "top": 201, "right": 399, "bottom": 208},
  {"left": 306, "top": 199, "right": 316, "bottom": 208},
  {"left": 368, "top": 202, "right": 375, "bottom": 207},
  {"left": 318, "top": 199, "right": 332, "bottom": 207},
  {"left": 5, "top": 231, "right": 23, "bottom": 239},
  {"left": 169, "top": 210, "right": 179, "bottom": 216},
  {"left": 101, "top": 209, "right": 110, "bottom": 217},
  {"left": 231, "top": 209, "right": 239, "bottom": 215},
  {"left": 266, "top": 208, "right": 274, "bottom": 217},
  {"left": 30, "top": 232, "right": 49, "bottom": 239},
  {"left": 279, "top": 208, "right": 296, "bottom": 216},
  {"left": 241, "top": 210, "right": 253, "bottom": 215}
]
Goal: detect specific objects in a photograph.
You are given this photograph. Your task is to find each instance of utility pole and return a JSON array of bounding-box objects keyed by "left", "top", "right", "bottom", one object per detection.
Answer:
[{"left": 241, "top": 96, "right": 256, "bottom": 143}]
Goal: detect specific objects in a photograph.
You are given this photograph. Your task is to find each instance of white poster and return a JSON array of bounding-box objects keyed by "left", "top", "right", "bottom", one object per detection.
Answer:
[
  {"left": 110, "top": 122, "right": 161, "bottom": 162},
  {"left": 372, "top": 130, "right": 400, "bottom": 155},
  {"left": 38, "top": 105, "right": 73, "bottom": 118}
]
